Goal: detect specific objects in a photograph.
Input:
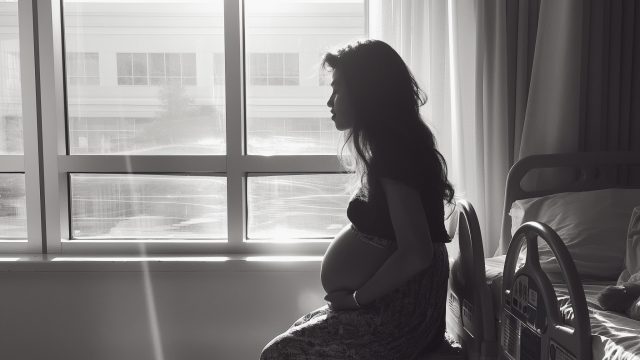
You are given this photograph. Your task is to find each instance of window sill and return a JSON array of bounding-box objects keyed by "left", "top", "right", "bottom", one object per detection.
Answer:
[{"left": 0, "top": 254, "right": 323, "bottom": 272}]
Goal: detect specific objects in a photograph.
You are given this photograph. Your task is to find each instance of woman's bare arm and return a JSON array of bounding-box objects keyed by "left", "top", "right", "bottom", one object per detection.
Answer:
[{"left": 354, "top": 177, "right": 434, "bottom": 306}]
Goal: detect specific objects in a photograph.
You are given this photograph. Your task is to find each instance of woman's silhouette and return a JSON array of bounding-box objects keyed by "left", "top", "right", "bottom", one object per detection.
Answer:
[{"left": 260, "top": 39, "right": 455, "bottom": 359}]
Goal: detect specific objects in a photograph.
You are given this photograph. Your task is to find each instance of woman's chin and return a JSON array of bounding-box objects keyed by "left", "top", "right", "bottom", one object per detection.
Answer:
[{"left": 333, "top": 121, "right": 349, "bottom": 131}]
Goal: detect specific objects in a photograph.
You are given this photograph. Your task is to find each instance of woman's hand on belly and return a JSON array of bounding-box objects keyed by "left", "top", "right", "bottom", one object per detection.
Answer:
[{"left": 320, "top": 223, "right": 394, "bottom": 294}]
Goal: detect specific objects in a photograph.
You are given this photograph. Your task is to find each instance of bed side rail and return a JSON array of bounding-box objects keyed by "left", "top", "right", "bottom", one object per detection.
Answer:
[
  {"left": 447, "top": 200, "right": 497, "bottom": 359},
  {"left": 499, "top": 151, "right": 640, "bottom": 254},
  {"left": 500, "top": 221, "right": 591, "bottom": 360}
]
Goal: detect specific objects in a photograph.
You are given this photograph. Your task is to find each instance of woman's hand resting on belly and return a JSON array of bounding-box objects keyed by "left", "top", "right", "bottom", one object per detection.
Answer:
[{"left": 320, "top": 223, "right": 395, "bottom": 294}]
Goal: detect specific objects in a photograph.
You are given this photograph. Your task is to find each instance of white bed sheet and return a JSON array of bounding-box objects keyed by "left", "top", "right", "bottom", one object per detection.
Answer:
[{"left": 483, "top": 256, "right": 640, "bottom": 360}]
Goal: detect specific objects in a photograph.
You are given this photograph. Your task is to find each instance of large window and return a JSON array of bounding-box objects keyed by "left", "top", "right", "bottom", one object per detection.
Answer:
[{"left": 1, "top": 0, "right": 367, "bottom": 256}]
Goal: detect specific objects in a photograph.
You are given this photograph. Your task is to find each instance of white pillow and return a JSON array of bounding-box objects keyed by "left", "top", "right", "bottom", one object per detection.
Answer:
[
  {"left": 509, "top": 188, "right": 640, "bottom": 280},
  {"left": 617, "top": 206, "right": 640, "bottom": 285}
]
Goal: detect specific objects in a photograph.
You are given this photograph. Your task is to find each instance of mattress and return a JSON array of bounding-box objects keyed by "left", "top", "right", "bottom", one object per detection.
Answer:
[{"left": 483, "top": 256, "right": 640, "bottom": 360}]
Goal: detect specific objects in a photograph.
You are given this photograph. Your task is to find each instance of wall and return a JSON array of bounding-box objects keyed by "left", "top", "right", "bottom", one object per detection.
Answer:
[{"left": 0, "top": 263, "right": 325, "bottom": 360}]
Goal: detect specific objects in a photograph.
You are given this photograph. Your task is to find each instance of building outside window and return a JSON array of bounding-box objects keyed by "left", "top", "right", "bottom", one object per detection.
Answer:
[
  {"left": 66, "top": 52, "right": 99, "bottom": 86},
  {"left": 248, "top": 53, "right": 299, "bottom": 86},
  {"left": 213, "top": 52, "right": 225, "bottom": 86},
  {"left": 117, "top": 52, "right": 197, "bottom": 87}
]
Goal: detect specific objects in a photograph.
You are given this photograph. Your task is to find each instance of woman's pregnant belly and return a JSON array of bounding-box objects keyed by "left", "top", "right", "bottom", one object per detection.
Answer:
[{"left": 321, "top": 223, "right": 395, "bottom": 294}]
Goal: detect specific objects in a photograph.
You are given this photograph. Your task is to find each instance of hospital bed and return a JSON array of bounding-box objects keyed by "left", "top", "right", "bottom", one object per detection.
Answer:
[{"left": 445, "top": 151, "right": 640, "bottom": 360}]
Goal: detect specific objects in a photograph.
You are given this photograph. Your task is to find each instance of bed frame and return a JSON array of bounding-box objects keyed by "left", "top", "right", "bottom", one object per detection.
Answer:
[
  {"left": 447, "top": 151, "right": 640, "bottom": 360},
  {"left": 499, "top": 221, "right": 591, "bottom": 360},
  {"left": 498, "top": 151, "right": 640, "bottom": 255},
  {"left": 446, "top": 199, "right": 497, "bottom": 360}
]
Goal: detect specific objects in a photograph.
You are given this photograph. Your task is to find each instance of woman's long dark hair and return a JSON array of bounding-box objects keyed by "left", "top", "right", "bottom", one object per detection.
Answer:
[{"left": 322, "top": 39, "right": 454, "bottom": 205}]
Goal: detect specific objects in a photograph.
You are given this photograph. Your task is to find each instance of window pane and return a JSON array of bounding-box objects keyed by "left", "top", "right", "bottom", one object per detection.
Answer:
[
  {"left": 283, "top": 77, "right": 298, "bottom": 86},
  {"left": 70, "top": 174, "right": 227, "bottom": 240},
  {"left": 250, "top": 53, "right": 268, "bottom": 77},
  {"left": 133, "top": 75, "right": 148, "bottom": 85},
  {"left": 148, "top": 53, "right": 165, "bottom": 77},
  {"left": 0, "top": 174, "right": 27, "bottom": 240},
  {"left": 149, "top": 76, "right": 165, "bottom": 85},
  {"left": 181, "top": 53, "right": 196, "bottom": 77},
  {"left": 245, "top": 0, "right": 366, "bottom": 155},
  {"left": 118, "top": 76, "right": 132, "bottom": 86},
  {"left": 284, "top": 53, "right": 298, "bottom": 77},
  {"left": 66, "top": 52, "right": 81, "bottom": 76},
  {"left": 66, "top": 52, "right": 100, "bottom": 85},
  {"left": 63, "top": 1, "right": 225, "bottom": 155},
  {"left": 85, "top": 53, "right": 99, "bottom": 77},
  {"left": 182, "top": 76, "right": 196, "bottom": 86},
  {"left": 165, "top": 53, "right": 181, "bottom": 77},
  {"left": 268, "top": 76, "right": 283, "bottom": 86},
  {"left": 0, "top": 0, "right": 23, "bottom": 154},
  {"left": 212, "top": 52, "right": 225, "bottom": 85},
  {"left": 267, "top": 53, "right": 283, "bottom": 78},
  {"left": 247, "top": 174, "right": 352, "bottom": 240},
  {"left": 131, "top": 53, "right": 147, "bottom": 77},
  {"left": 116, "top": 53, "right": 132, "bottom": 77}
]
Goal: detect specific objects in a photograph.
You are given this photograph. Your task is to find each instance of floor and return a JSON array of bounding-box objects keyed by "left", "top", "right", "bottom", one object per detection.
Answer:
[{"left": 419, "top": 333, "right": 465, "bottom": 359}]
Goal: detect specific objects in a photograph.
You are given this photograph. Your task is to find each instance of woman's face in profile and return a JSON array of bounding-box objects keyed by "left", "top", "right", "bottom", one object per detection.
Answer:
[{"left": 326, "top": 68, "right": 355, "bottom": 131}]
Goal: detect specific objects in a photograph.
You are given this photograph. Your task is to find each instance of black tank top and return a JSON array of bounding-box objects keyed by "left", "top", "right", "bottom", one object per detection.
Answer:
[{"left": 346, "top": 147, "right": 451, "bottom": 244}]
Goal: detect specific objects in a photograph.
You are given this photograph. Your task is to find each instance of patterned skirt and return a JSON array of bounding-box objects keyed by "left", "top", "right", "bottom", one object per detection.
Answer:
[{"left": 260, "top": 226, "right": 450, "bottom": 360}]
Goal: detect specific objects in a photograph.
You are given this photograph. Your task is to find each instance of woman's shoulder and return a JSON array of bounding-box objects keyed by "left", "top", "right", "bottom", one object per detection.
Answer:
[{"left": 371, "top": 148, "right": 428, "bottom": 188}]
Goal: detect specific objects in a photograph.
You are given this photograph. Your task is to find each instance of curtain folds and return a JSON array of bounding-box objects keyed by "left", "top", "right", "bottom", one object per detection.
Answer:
[
  {"left": 369, "top": 0, "right": 639, "bottom": 257},
  {"left": 580, "top": 0, "right": 640, "bottom": 153}
]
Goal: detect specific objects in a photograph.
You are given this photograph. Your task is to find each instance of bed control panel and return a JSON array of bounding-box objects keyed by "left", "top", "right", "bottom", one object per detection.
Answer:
[
  {"left": 501, "top": 273, "right": 558, "bottom": 360},
  {"left": 504, "top": 274, "right": 546, "bottom": 332},
  {"left": 549, "top": 340, "right": 576, "bottom": 360}
]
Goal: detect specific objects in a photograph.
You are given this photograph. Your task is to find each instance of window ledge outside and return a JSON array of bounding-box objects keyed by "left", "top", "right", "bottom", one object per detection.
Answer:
[{"left": 0, "top": 254, "right": 323, "bottom": 272}]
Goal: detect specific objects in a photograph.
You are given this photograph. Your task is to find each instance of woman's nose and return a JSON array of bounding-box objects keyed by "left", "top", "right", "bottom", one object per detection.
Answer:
[{"left": 326, "top": 95, "right": 334, "bottom": 108}]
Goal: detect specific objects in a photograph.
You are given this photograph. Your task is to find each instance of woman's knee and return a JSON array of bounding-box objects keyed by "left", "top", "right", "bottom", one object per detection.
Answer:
[
  {"left": 259, "top": 342, "right": 276, "bottom": 360},
  {"left": 259, "top": 344, "right": 276, "bottom": 360},
  {"left": 259, "top": 334, "right": 289, "bottom": 360}
]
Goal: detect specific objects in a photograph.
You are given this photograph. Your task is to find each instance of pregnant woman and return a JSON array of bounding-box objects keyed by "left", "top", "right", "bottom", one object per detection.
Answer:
[{"left": 260, "top": 39, "right": 455, "bottom": 359}]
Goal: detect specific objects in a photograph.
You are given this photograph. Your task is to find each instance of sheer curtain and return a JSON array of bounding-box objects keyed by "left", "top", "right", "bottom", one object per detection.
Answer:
[
  {"left": 368, "top": 0, "right": 502, "bottom": 256},
  {"left": 369, "top": 0, "right": 589, "bottom": 256}
]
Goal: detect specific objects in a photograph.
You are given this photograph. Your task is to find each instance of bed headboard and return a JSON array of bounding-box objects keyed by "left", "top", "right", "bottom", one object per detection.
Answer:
[{"left": 498, "top": 151, "right": 640, "bottom": 255}]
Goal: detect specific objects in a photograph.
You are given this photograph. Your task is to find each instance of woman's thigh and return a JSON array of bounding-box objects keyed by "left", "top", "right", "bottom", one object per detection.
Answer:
[
  {"left": 260, "top": 306, "right": 384, "bottom": 360},
  {"left": 260, "top": 311, "right": 356, "bottom": 360}
]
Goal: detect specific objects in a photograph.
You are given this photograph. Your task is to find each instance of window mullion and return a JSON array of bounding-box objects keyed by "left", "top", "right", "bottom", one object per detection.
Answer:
[
  {"left": 34, "top": 0, "right": 68, "bottom": 253},
  {"left": 224, "top": 0, "right": 245, "bottom": 253}
]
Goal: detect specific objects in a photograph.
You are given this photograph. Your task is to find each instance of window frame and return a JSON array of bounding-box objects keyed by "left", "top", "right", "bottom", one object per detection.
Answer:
[
  {"left": 7, "top": 0, "right": 369, "bottom": 257},
  {"left": 0, "top": 0, "right": 45, "bottom": 254}
]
